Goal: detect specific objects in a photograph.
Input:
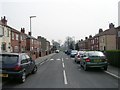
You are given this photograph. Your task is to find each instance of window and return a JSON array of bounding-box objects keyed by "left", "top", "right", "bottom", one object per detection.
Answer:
[
  {"left": 7, "top": 29, "right": 9, "bottom": 37},
  {"left": 1, "top": 42, "right": 6, "bottom": 51},
  {"left": 12, "top": 32, "right": 14, "bottom": 40},
  {"left": 16, "top": 34, "right": 19, "bottom": 40},
  {"left": 0, "top": 54, "right": 18, "bottom": 64},
  {"left": 21, "top": 55, "right": 28, "bottom": 64},
  {"left": 14, "top": 46, "right": 19, "bottom": 52},
  {"left": 0, "top": 26, "right": 4, "bottom": 36}
]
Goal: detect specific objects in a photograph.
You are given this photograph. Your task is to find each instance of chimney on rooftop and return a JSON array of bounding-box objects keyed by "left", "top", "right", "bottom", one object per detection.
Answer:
[
  {"left": 85, "top": 37, "right": 88, "bottom": 40},
  {"left": 99, "top": 28, "right": 103, "bottom": 33},
  {"left": 109, "top": 23, "right": 114, "bottom": 29},
  {"left": 89, "top": 35, "right": 92, "bottom": 38},
  {"left": 28, "top": 32, "right": 31, "bottom": 36},
  {"left": 1, "top": 16, "right": 7, "bottom": 25},
  {"left": 21, "top": 28, "right": 25, "bottom": 33}
]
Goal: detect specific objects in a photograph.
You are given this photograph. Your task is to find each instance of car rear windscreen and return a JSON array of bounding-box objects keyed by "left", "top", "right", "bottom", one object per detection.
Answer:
[
  {"left": 0, "top": 54, "right": 18, "bottom": 64},
  {"left": 88, "top": 52, "right": 105, "bottom": 57}
]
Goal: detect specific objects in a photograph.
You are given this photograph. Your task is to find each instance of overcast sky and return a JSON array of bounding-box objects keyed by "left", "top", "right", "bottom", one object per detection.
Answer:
[{"left": 0, "top": 0, "right": 119, "bottom": 44}]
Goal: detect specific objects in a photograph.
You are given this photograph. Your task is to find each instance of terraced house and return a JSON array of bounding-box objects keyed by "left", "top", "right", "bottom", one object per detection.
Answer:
[
  {"left": 78, "top": 23, "right": 120, "bottom": 51},
  {"left": 0, "top": 16, "right": 11, "bottom": 52},
  {"left": 0, "top": 16, "right": 51, "bottom": 60}
]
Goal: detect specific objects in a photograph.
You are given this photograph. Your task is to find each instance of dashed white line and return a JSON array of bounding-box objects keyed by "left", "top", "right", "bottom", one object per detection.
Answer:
[
  {"left": 62, "top": 63, "right": 65, "bottom": 68},
  {"left": 105, "top": 71, "right": 120, "bottom": 79},
  {"left": 62, "top": 58, "right": 64, "bottom": 62},
  {"left": 63, "top": 70, "right": 68, "bottom": 85},
  {"left": 50, "top": 59, "right": 54, "bottom": 61},
  {"left": 56, "top": 59, "right": 61, "bottom": 61}
]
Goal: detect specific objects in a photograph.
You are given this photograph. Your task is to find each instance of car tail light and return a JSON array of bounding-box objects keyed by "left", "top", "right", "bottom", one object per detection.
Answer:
[
  {"left": 85, "top": 58, "right": 90, "bottom": 62},
  {"left": 14, "top": 65, "right": 22, "bottom": 71}
]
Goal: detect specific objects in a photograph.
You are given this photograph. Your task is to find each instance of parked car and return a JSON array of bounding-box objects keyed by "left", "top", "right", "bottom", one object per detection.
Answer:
[
  {"left": 55, "top": 50, "right": 60, "bottom": 53},
  {"left": 64, "top": 50, "right": 68, "bottom": 54},
  {"left": 74, "top": 51, "right": 86, "bottom": 63},
  {"left": 0, "top": 53, "right": 37, "bottom": 83},
  {"left": 80, "top": 51, "right": 108, "bottom": 71},
  {"left": 70, "top": 50, "right": 78, "bottom": 58}
]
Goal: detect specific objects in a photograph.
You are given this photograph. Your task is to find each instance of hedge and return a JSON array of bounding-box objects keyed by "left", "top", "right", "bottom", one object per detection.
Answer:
[{"left": 105, "top": 50, "right": 120, "bottom": 68}]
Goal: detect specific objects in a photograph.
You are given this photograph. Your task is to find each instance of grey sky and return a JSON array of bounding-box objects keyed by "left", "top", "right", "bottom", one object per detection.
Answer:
[{"left": 0, "top": 0, "right": 119, "bottom": 44}]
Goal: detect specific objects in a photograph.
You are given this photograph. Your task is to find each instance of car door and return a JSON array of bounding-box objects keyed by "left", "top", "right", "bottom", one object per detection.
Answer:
[
  {"left": 25, "top": 54, "right": 35, "bottom": 73},
  {"left": 81, "top": 53, "right": 87, "bottom": 66},
  {"left": 20, "top": 54, "right": 30, "bottom": 75}
]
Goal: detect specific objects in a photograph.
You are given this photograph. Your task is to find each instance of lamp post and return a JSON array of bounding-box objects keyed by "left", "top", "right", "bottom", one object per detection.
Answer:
[
  {"left": 72, "top": 36, "right": 75, "bottom": 50},
  {"left": 30, "top": 16, "right": 36, "bottom": 36},
  {"left": 29, "top": 16, "right": 36, "bottom": 58}
]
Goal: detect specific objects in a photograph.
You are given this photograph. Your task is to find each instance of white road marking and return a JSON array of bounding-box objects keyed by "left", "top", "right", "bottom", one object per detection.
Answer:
[
  {"left": 63, "top": 70, "right": 68, "bottom": 85},
  {"left": 62, "top": 63, "right": 65, "bottom": 68},
  {"left": 78, "top": 69, "right": 81, "bottom": 71},
  {"left": 40, "top": 62, "right": 44, "bottom": 65},
  {"left": 105, "top": 71, "right": 120, "bottom": 79},
  {"left": 50, "top": 59, "right": 54, "bottom": 61},
  {"left": 71, "top": 58, "right": 74, "bottom": 60},
  {"left": 66, "top": 58, "right": 68, "bottom": 59},
  {"left": 62, "top": 58, "right": 64, "bottom": 62},
  {"left": 56, "top": 59, "right": 61, "bottom": 61}
]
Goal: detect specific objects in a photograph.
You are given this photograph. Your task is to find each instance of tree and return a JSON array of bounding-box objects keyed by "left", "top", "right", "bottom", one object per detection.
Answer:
[{"left": 75, "top": 43, "right": 79, "bottom": 50}]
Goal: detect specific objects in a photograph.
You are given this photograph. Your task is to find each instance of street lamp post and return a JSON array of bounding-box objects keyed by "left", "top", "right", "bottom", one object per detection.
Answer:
[
  {"left": 30, "top": 16, "right": 36, "bottom": 36},
  {"left": 29, "top": 16, "right": 36, "bottom": 58}
]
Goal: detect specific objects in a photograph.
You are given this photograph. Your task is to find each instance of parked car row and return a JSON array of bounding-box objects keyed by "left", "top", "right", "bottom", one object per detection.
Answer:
[
  {"left": 0, "top": 53, "right": 38, "bottom": 83},
  {"left": 64, "top": 50, "right": 108, "bottom": 71}
]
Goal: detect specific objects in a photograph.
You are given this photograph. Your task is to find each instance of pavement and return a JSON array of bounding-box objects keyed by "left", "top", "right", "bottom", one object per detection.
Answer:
[{"left": 105, "top": 65, "right": 120, "bottom": 79}]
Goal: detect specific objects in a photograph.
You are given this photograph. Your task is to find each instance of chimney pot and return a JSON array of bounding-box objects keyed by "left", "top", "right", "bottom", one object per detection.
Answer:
[
  {"left": 28, "top": 32, "right": 31, "bottom": 36},
  {"left": 109, "top": 23, "right": 114, "bottom": 29}
]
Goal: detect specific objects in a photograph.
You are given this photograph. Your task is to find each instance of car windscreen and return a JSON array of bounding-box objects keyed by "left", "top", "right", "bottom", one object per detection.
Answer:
[
  {"left": 0, "top": 54, "right": 18, "bottom": 65},
  {"left": 88, "top": 52, "right": 105, "bottom": 57},
  {"left": 71, "top": 50, "right": 77, "bottom": 53}
]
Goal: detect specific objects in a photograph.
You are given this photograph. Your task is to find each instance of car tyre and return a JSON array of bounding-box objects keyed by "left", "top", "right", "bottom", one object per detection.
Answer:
[
  {"left": 20, "top": 71, "right": 26, "bottom": 83},
  {"left": 32, "top": 65, "right": 37, "bottom": 74},
  {"left": 104, "top": 66, "right": 108, "bottom": 71},
  {"left": 84, "top": 64, "right": 88, "bottom": 71}
]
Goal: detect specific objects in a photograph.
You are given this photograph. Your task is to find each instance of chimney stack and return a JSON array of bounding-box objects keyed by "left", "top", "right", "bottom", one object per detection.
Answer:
[
  {"left": 22, "top": 28, "right": 25, "bottom": 33},
  {"left": 109, "top": 23, "right": 114, "bottom": 29},
  {"left": 89, "top": 35, "right": 92, "bottom": 38},
  {"left": 28, "top": 32, "right": 31, "bottom": 36},
  {"left": 85, "top": 37, "right": 88, "bottom": 40},
  {"left": 99, "top": 28, "right": 103, "bottom": 33},
  {"left": 1, "top": 16, "right": 7, "bottom": 25}
]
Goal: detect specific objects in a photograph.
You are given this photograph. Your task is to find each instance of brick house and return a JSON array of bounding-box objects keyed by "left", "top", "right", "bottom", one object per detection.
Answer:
[
  {"left": 11, "top": 28, "right": 20, "bottom": 53},
  {"left": 116, "top": 26, "right": 120, "bottom": 50},
  {"left": 99, "top": 23, "right": 117, "bottom": 50},
  {"left": 19, "top": 28, "right": 27, "bottom": 53},
  {"left": 37, "top": 36, "right": 47, "bottom": 56},
  {"left": 0, "top": 16, "right": 11, "bottom": 52}
]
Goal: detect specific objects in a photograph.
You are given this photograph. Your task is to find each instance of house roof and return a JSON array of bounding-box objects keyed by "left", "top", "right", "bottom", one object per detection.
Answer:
[{"left": 94, "top": 28, "right": 117, "bottom": 37}]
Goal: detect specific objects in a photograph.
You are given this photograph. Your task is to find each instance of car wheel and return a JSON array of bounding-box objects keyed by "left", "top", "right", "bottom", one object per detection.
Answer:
[
  {"left": 32, "top": 65, "right": 37, "bottom": 74},
  {"left": 20, "top": 71, "right": 26, "bottom": 83},
  {"left": 75, "top": 59, "right": 76, "bottom": 62},
  {"left": 84, "top": 64, "right": 88, "bottom": 71},
  {"left": 104, "top": 66, "right": 108, "bottom": 71}
]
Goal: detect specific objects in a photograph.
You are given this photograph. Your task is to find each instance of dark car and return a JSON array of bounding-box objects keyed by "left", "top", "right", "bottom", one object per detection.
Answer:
[
  {"left": 70, "top": 50, "right": 78, "bottom": 58},
  {"left": 80, "top": 51, "right": 108, "bottom": 71},
  {"left": 0, "top": 53, "right": 37, "bottom": 83}
]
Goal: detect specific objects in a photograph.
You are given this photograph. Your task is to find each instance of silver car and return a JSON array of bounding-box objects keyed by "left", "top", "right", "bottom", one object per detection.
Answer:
[{"left": 74, "top": 51, "right": 86, "bottom": 63}]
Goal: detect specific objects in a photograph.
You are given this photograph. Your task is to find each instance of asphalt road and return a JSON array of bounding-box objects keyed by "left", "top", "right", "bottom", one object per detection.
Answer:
[{"left": 2, "top": 52, "right": 119, "bottom": 89}]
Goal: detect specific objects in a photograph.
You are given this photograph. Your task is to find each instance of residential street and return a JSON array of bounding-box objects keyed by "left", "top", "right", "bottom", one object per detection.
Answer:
[{"left": 2, "top": 52, "right": 119, "bottom": 88}]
